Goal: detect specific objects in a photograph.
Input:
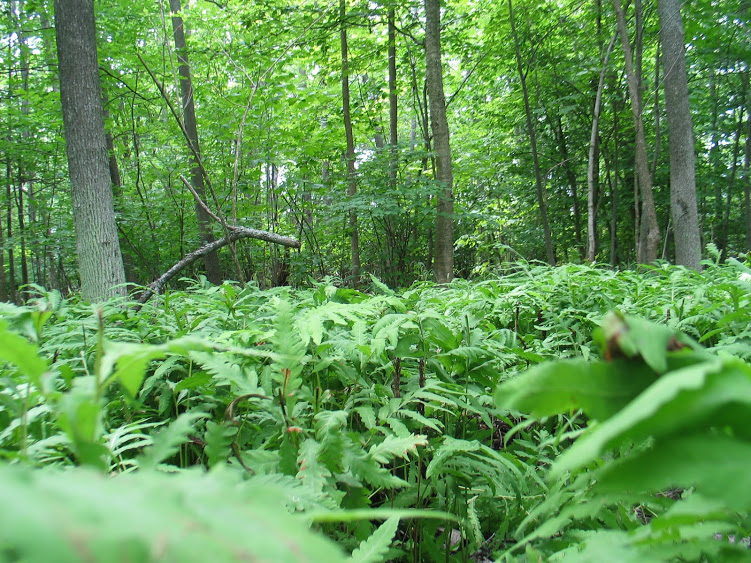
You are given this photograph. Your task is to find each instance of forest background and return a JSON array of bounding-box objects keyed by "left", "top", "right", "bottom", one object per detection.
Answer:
[{"left": 0, "top": 0, "right": 749, "bottom": 300}]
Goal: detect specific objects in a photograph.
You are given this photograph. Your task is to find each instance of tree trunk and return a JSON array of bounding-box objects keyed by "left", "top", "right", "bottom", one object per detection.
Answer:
[
  {"left": 509, "top": 0, "right": 555, "bottom": 265},
  {"left": 54, "top": 0, "right": 126, "bottom": 301},
  {"left": 5, "top": 168, "right": 17, "bottom": 303},
  {"left": 658, "top": 0, "right": 702, "bottom": 270},
  {"left": 587, "top": 32, "right": 617, "bottom": 262},
  {"left": 425, "top": 0, "right": 454, "bottom": 282},
  {"left": 744, "top": 71, "right": 751, "bottom": 251},
  {"left": 0, "top": 185, "right": 5, "bottom": 301},
  {"left": 388, "top": 7, "right": 398, "bottom": 186},
  {"left": 340, "top": 0, "right": 360, "bottom": 281},
  {"left": 554, "top": 116, "right": 582, "bottom": 254},
  {"left": 169, "top": 0, "right": 221, "bottom": 285},
  {"left": 709, "top": 70, "right": 721, "bottom": 236},
  {"left": 720, "top": 103, "right": 744, "bottom": 257},
  {"left": 612, "top": 0, "right": 660, "bottom": 263}
]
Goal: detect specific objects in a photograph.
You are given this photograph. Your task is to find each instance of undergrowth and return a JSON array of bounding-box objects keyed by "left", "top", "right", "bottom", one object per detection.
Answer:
[{"left": 2, "top": 257, "right": 751, "bottom": 561}]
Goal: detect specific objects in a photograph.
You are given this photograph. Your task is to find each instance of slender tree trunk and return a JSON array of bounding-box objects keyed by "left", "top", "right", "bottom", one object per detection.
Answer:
[
  {"left": 709, "top": 71, "right": 721, "bottom": 238},
  {"left": 340, "top": 0, "right": 360, "bottom": 281},
  {"left": 388, "top": 7, "right": 398, "bottom": 186},
  {"left": 658, "top": 0, "right": 702, "bottom": 270},
  {"left": 425, "top": 0, "right": 455, "bottom": 282},
  {"left": 383, "top": 6, "right": 399, "bottom": 275},
  {"left": 720, "top": 105, "right": 744, "bottom": 256},
  {"left": 554, "top": 116, "right": 582, "bottom": 254},
  {"left": 55, "top": 0, "right": 126, "bottom": 301},
  {"left": 5, "top": 165, "right": 16, "bottom": 302},
  {"left": 509, "top": 0, "right": 555, "bottom": 265},
  {"left": 650, "top": 45, "right": 661, "bottom": 180},
  {"left": 588, "top": 32, "right": 617, "bottom": 261},
  {"left": 14, "top": 182, "right": 28, "bottom": 288},
  {"left": 744, "top": 71, "right": 751, "bottom": 250},
  {"left": 14, "top": 2, "right": 30, "bottom": 290},
  {"left": 0, "top": 177, "right": 5, "bottom": 301},
  {"left": 169, "top": 0, "right": 221, "bottom": 285},
  {"left": 613, "top": 0, "right": 660, "bottom": 263}
]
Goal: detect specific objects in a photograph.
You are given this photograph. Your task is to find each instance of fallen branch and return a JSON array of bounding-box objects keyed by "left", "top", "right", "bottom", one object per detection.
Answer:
[{"left": 134, "top": 227, "right": 301, "bottom": 307}]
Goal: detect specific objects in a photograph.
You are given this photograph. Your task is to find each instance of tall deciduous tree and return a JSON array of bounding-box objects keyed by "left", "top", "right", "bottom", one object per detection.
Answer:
[
  {"left": 54, "top": 0, "right": 126, "bottom": 301},
  {"left": 587, "top": 32, "right": 617, "bottom": 262},
  {"left": 425, "top": 0, "right": 454, "bottom": 283},
  {"left": 658, "top": 0, "right": 702, "bottom": 270},
  {"left": 340, "top": 0, "right": 360, "bottom": 281},
  {"left": 508, "top": 0, "right": 555, "bottom": 266},
  {"left": 612, "top": 0, "right": 660, "bottom": 263},
  {"left": 169, "top": 0, "right": 221, "bottom": 285}
]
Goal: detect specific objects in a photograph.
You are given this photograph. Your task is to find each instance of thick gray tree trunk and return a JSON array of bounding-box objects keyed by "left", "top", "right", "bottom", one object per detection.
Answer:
[
  {"left": 658, "top": 0, "right": 702, "bottom": 270},
  {"left": 169, "top": 0, "right": 221, "bottom": 285},
  {"left": 55, "top": 0, "right": 126, "bottom": 301},
  {"left": 425, "top": 0, "right": 454, "bottom": 283}
]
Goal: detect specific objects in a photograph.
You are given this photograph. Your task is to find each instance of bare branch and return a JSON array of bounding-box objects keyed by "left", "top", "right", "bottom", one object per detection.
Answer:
[{"left": 134, "top": 228, "right": 301, "bottom": 307}]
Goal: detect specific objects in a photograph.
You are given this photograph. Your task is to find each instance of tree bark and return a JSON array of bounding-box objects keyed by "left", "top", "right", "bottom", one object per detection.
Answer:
[
  {"left": 55, "top": 0, "right": 127, "bottom": 301},
  {"left": 658, "top": 0, "right": 702, "bottom": 270},
  {"left": 587, "top": 32, "right": 617, "bottom": 262},
  {"left": 5, "top": 169, "right": 17, "bottom": 302},
  {"left": 612, "top": 0, "right": 660, "bottom": 263},
  {"left": 135, "top": 227, "right": 300, "bottom": 307},
  {"left": 169, "top": 0, "right": 221, "bottom": 285},
  {"left": 0, "top": 186, "right": 5, "bottom": 301},
  {"left": 509, "top": 0, "right": 555, "bottom": 265},
  {"left": 388, "top": 6, "right": 398, "bottom": 186},
  {"left": 425, "top": 0, "right": 454, "bottom": 282},
  {"left": 744, "top": 70, "right": 751, "bottom": 251},
  {"left": 340, "top": 0, "right": 360, "bottom": 281},
  {"left": 553, "top": 116, "right": 582, "bottom": 254}
]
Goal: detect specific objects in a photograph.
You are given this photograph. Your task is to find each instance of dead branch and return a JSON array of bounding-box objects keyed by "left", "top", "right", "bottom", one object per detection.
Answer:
[{"left": 134, "top": 228, "right": 300, "bottom": 307}]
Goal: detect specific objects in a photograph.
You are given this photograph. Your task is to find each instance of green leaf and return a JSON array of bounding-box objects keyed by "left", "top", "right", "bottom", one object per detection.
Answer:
[
  {"left": 369, "top": 275, "right": 395, "bottom": 297},
  {"left": 137, "top": 411, "right": 207, "bottom": 469},
  {"left": 0, "top": 320, "right": 48, "bottom": 385},
  {"left": 595, "top": 433, "right": 751, "bottom": 511},
  {"left": 0, "top": 464, "right": 347, "bottom": 562},
  {"left": 204, "top": 420, "right": 235, "bottom": 468},
  {"left": 494, "top": 358, "right": 658, "bottom": 420},
  {"left": 551, "top": 358, "right": 751, "bottom": 478},
  {"left": 367, "top": 434, "right": 427, "bottom": 464},
  {"left": 348, "top": 515, "right": 399, "bottom": 563}
]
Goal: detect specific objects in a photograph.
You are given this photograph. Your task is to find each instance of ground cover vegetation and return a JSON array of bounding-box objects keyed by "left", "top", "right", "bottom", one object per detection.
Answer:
[{"left": 3, "top": 257, "right": 751, "bottom": 560}]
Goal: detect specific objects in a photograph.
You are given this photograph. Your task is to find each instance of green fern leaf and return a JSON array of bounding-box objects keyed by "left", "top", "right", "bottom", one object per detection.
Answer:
[
  {"left": 205, "top": 420, "right": 235, "bottom": 468},
  {"left": 349, "top": 456, "right": 408, "bottom": 489},
  {"left": 367, "top": 434, "right": 427, "bottom": 464},
  {"left": 137, "top": 411, "right": 206, "bottom": 469},
  {"left": 297, "top": 438, "right": 332, "bottom": 492},
  {"left": 348, "top": 515, "right": 399, "bottom": 563}
]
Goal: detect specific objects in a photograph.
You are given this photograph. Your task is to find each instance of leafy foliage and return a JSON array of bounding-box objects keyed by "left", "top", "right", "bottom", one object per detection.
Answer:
[{"left": 3, "top": 261, "right": 751, "bottom": 559}]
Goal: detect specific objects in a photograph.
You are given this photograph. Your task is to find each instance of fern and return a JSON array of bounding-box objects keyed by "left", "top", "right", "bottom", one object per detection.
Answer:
[
  {"left": 367, "top": 434, "right": 427, "bottom": 464},
  {"left": 348, "top": 515, "right": 400, "bottom": 563},
  {"left": 137, "top": 411, "right": 206, "bottom": 469},
  {"left": 204, "top": 420, "right": 235, "bottom": 468}
]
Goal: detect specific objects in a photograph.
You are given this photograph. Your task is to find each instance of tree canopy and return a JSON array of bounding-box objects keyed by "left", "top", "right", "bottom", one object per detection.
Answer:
[{"left": 1, "top": 0, "right": 749, "bottom": 299}]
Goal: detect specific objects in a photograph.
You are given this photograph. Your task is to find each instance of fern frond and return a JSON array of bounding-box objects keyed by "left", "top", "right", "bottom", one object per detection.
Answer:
[{"left": 348, "top": 515, "right": 399, "bottom": 563}]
